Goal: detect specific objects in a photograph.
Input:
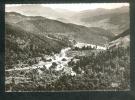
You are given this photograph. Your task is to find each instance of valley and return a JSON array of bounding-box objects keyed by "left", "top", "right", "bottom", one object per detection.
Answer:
[
  {"left": 5, "top": 36, "right": 130, "bottom": 91},
  {"left": 5, "top": 4, "right": 130, "bottom": 91}
]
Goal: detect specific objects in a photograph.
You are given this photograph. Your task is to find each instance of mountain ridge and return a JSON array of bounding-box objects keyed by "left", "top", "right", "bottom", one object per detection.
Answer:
[{"left": 5, "top": 12, "right": 114, "bottom": 45}]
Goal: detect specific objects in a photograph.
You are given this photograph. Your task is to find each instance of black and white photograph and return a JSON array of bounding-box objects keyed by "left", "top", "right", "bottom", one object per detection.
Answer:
[{"left": 5, "top": 3, "right": 130, "bottom": 92}]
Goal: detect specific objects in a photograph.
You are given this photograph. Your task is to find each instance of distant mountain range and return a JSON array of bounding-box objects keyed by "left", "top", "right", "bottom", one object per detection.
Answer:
[
  {"left": 6, "top": 5, "right": 76, "bottom": 19},
  {"left": 70, "top": 6, "right": 129, "bottom": 35},
  {"left": 6, "top": 5, "right": 129, "bottom": 35},
  {"left": 5, "top": 12, "right": 114, "bottom": 45}
]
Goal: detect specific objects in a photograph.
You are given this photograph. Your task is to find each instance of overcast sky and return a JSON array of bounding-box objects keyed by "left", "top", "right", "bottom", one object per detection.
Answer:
[{"left": 6, "top": 3, "right": 129, "bottom": 12}]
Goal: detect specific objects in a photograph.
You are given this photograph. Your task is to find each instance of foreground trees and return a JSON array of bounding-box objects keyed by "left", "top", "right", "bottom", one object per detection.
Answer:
[
  {"left": 5, "top": 45, "right": 130, "bottom": 91},
  {"left": 46, "top": 46, "right": 130, "bottom": 90}
]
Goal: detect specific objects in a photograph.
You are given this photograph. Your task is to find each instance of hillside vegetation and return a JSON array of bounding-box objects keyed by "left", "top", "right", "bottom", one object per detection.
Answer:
[
  {"left": 5, "top": 23, "right": 71, "bottom": 69},
  {"left": 5, "top": 12, "right": 114, "bottom": 45}
]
